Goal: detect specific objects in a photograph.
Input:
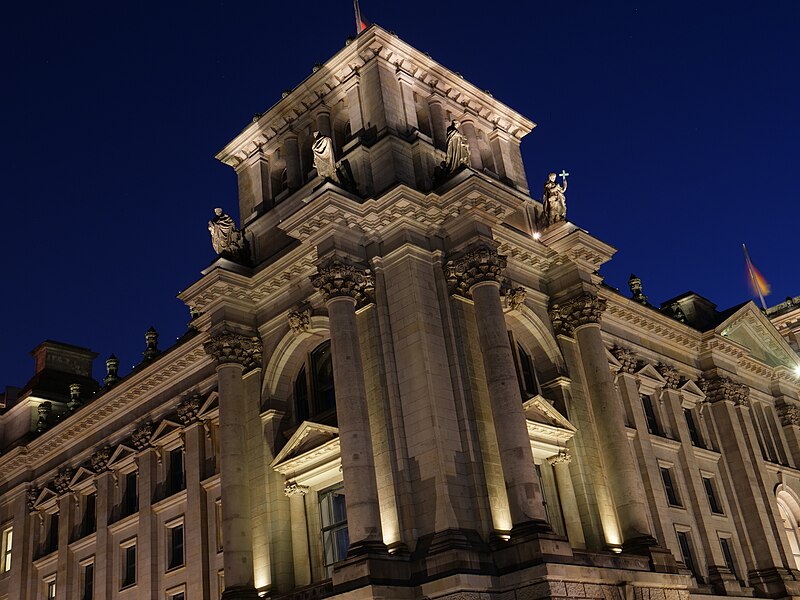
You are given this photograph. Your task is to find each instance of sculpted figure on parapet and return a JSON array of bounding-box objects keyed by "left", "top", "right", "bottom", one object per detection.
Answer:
[
  {"left": 541, "top": 171, "right": 568, "bottom": 228},
  {"left": 208, "top": 207, "right": 246, "bottom": 259},
  {"left": 312, "top": 131, "right": 339, "bottom": 182},
  {"left": 445, "top": 120, "right": 471, "bottom": 172}
]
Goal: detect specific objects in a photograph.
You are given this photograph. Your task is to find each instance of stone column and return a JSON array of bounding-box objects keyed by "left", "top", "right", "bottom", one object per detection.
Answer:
[
  {"left": 316, "top": 108, "right": 333, "bottom": 139},
  {"left": 178, "top": 396, "right": 210, "bottom": 600},
  {"left": 549, "top": 293, "right": 654, "bottom": 550},
  {"left": 132, "top": 425, "right": 158, "bottom": 600},
  {"left": 460, "top": 120, "right": 483, "bottom": 171},
  {"left": 446, "top": 242, "right": 548, "bottom": 531},
  {"left": 428, "top": 98, "right": 447, "bottom": 149},
  {"left": 285, "top": 481, "right": 311, "bottom": 587},
  {"left": 547, "top": 450, "right": 586, "bottom": 549},
  {"left": 283, "top": 134, "right": 302, "bottom": 191},
  {"left": 53, "top": 469, "right": 75, "bottom": 600},
  {"left": 311, "top": 259, "right": 385, "bottom": 554},
  {"left": 204, "top": 332, "right": 263, "bottom": 600},
  {"left": 343, "top": 76, "right": 365, "bottom": 135},
  {"left": 90, "top": 447, "right": 112, "bottom": 600},
  {"left": 396, "top": 69, "right": 419, "bottom": 133}
]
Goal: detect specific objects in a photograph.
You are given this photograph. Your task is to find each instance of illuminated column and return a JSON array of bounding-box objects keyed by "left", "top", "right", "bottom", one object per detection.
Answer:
[
  {"left": 131, "top": 423, "right": 158, "bottom": 600},
  {"left": 284, "top": 481, "right": 311, "bottom": 586},
  {"left": 89, "top": 448, "right": 112, "bottom": 600},
  {"left": 283, "top": 133, "right": 302, "bottom": 191},
  {"left": 446, "top": 242, "right": 548, "bottom": 531},
  {"left": 396, "top": 69, "right": 419, "bottom": 133},
  {"left": 312, "top": 259, "right": 385, "bottom": 554},
  {"left": 53, "top": 469, "right": 75, "bottom": 600},
  {"left": 204, "top": 332, "right": 263, "bottom": 600},
  {"left": 549, "top": 293, "right": 654, "bottom": 550},
  {"left": 460, "top": 120, "right": 483, "bottom": 171},
  {"left": 547, "top": 450, "right": 586, "bottom": 549},
  {"left": 428, "top": 98, "right": 447, "bottom": 149}
]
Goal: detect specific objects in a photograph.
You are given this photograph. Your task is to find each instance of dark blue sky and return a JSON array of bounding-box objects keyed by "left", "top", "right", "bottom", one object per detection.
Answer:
[{"left": 2, "top": 1, "right": 798, "bottom": 387}]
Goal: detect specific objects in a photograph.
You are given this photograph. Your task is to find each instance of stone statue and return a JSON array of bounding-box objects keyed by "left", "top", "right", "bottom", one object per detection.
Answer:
[
  {"left": 208, "top": 208, "right": 245, "bottom": 258},
  {"left": 312, "top": 131, "right": 339, "bottom": 182},
  {"left": 445, "top": 120, "right": 471, "bottom": 172},
  {"left": 541, "top": 171, "right": 568, "bottom": 228}
]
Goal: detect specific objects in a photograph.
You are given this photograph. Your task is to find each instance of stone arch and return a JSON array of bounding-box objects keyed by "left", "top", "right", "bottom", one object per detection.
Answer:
[
  {"left": 776, "top": 483, "right": 800, "bottom": 569},
  {"left": 504, "top": 303, "right": 566, "bottom": 383}
]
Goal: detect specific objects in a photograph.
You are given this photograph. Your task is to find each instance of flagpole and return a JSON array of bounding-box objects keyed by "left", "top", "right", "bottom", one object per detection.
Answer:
[
  {"left": 743, "top": 243, "right": 767, "bottom": 310},
  {"left": 354, "top": 0, "right": 362, "bottom": 34}
]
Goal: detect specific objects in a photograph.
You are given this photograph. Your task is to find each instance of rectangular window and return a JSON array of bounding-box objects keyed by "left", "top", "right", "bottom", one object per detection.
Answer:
[
  {"left": 45, "top": 513, "right": 59, "bottom": 554},
  {"left": 81, "top": 493, "right": 97, "bottom": 537},
  {"left": 167, "top": 523, "right": 185, "bottom": 570},
  {"left": 319, "top": 484, "right": 349, "bottom": 576},
  {"left": 660, "top": 467, "right": 682, "bottom": 507},
  {"left": 121, "top": 542, "right": 136, "bottom": 588},
  {"left": 167, "top": 448, "right": 185, "bottom": 496},
  {"left": 170, "top": 593, "right": 185, "bottom": 600},
  {"left": 1, "top": 525, "right": 12, "bottom": 573},
  {"left": 684, "top": 408, "right": 703, "bottom": 447},
  {"left": 46, "top": 579, "right": 56, "bottom": 600},
  {"left": 81, "top": 563, "right": 94, "bottom": 600},
  {"left": 676, "top": 530, "right": 698, "bottom": 577},
  {"left": 217, "top": 570, "right": 224, "bottom": 600},
  {"left": 641, "top": 395, "right": 661, "bottom": 435},
  {"left": 123, "top": 471, "right": 138, "bottom": 517},
  {"left": 703, "top": 476, "right": 723, "bottom": 514},
  {"left": 215, "top": 499, "right": 223, "bottom": 552},
  {"left": 535, "top": 464, "right": 551, "bottom": 524},
  {"left": 720, "top": 537, "right": 737, "bottom": 577}
]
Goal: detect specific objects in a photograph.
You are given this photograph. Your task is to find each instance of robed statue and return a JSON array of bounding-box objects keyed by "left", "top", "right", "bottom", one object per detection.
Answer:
[
  {"left": 445, "top": 120, "right": 471, "bottom": 172},
  {"left": 541, "top": 171, "right": 568, "bottom": 228},
  {"left": 208, "top": 208, "right": 246, "bottom": 258},
  {"left": 312, "top": 131, "right": 339, "bottom": 183}
]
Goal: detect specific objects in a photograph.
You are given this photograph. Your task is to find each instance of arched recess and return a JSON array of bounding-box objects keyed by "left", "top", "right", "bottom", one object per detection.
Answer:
[
  {"left": 263, "top": 315, "right": 331, "bottom": 403},
  {"left": 776, "top": 484, "right": 800, "bottom": 569},
  {"left": 504, "top": 304, "right": 566, "bottom": 384}
]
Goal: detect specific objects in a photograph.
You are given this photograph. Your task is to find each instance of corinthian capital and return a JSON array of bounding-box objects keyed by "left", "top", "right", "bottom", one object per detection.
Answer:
[
  {"left": 284, "top": 480, "right": 309, "bottom": 497},
  {"left": 204, "top": 332, "right": 263, "bottom": 370},
  {"left": 311, "top": 259, "right": 374, "bottom": 305},
  {"left": 704, "top": 376, "right": 749, "bottom": 407},
  {"left": 549, "top": 293, "right": 606, "bottom": 337},
  {"left": 444, "top": 242, "right": 507, "bottom": 297},
  {"left": 778, "top": 404, "right": 800, "bottom": 427}
]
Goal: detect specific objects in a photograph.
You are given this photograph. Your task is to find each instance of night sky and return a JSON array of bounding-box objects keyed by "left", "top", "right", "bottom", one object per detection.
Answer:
[{"left": 2, "top": 1, "right": 799, "bottom": 388}]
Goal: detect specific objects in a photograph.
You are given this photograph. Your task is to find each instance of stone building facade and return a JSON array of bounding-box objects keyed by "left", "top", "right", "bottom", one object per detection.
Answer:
[{"left": 3, "top": 24, "right": 800, "bottom": 600}]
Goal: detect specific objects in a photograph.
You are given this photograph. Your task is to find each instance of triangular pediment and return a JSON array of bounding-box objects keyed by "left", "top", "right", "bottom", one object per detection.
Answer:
[
  {"left": 635, "top": 363, "right": 667, "bottom": 384},
  {"left": 679, "top": 379, "right": 705, "bottom": 400},
  {"left": 197, "top": 391, "right": 219, "bottom": 417},
  {"left": 68, "top": 467, "right": 96, "bottom": 490},
  {"left": 523, "top": 395, "right": 576, "bottom": 432},
  {"left": 107, "top": 444, "right": 137, "bottom": 468},
  {"left": 717, "top": 302, "right": 800, "bottom": 369},
  {"left": 34, "top": 487, "right": 59, "bottom": 509},
  {"left": 150, "top": 419, "right": 183, "bottom": 445},
  {"left": 271, "top": 421, "right": 339, "bottom": 468}
]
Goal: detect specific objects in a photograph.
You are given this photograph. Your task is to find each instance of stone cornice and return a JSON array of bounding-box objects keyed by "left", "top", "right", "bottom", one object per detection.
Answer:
[
  {"left": 444, "top": 242, "right": 506, "bottom": 297},
  {"left": 311, "top": 258, "right": 375, "bottom": 305},
  {"left": 549, "top": 292, "right": 606, "bottom": 337},
  {"left": 204, "top": 332, "right": 263, "bottom": 370}
]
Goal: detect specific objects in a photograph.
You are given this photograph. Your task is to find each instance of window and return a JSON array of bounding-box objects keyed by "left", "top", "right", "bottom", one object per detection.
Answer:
[
  {"left": 535, "top": 464, "right": 551, "bottom": 525},
  {"left": 702, "top": 476, "right": 723, "bottom": 514},
  {"left": 719, "top": 537, "right": 737, "bottom": 577},
  {"left": 46, "top": 578, "right": 56, "bottom": 600},
  {"left": 1, "top": 525, "right": 12, "bottom": 573},
  {"left": 778, "top": 498, "right": 800, "bottom": 569},
  {"left": 660, "top": 467, "right": 681, "bottom": 507},
  {"left": 122, "top": 471, "right": 138, "bottom": 517},
  {"left": 217, "top": 570, "right": 225, "bottom": 600},
  {"left": 319, "top": 484, "right": 349, "bottom": 576},
  {"left": 170, "top": 593, "right": 185, "bottom": 600},
  {"left": 81, "top": 562, "right": 94, "bottom": 600},
  {"left": 508, "top": 334, "right": 539, "bottom": 399},
  {"left": 167, "top": 522, "right": 185, "bottom": 570},
  {"left": 81, "top": 493, "right": 97, "bottom": 537},
  {"left": 167, "top": 447, "right": 185, "bottom": 496},
  {"left": 215, "top": 499, "right": 223, "bottom": 552},
  {"left": 641, "top": 395, "right": 661, "bottom": 435},
  {"left": 121, "top": 541, "right": 136, "bottom": 588},
  {"left": 44, "top": 513, "right": 59, "bottom": 555},
  {"left": 294, "top": 341, "right": 336, "bottom": 424},
  {"left": 676, "top": 530, "right": 698, "bottom": 578},
  {"left": 684, "top": 408, "right": 703, "bottom": 447}
]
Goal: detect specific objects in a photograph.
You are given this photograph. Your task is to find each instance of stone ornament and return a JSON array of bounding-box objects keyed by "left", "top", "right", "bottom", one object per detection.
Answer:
[
  {"left": 611, "top": 346, "right": 638, "bottom": 374},
  {"left": 26, "top": 487, "right": 40, "bottom": 512},
  {"left": 628, "top": 274, "right": 648, "bottom": 305},
  {"left": 445, "top": 120, "right": 471, "bottom": 171},
  {"left": 68, "top": 383, "right": 82, "bottom": 412},
  {"left": 444, "top": 243, "right": 506, "bottom": 298},
  {"left": 505, "top": 287, "right": 527, "bottom": 311},
  {"left": 177, "top": 394, "right": 202, "bottom": 425},
  {"left": 90, "top": 446, "right": 111, "bottom": 473},
  {"left": 288, "top": 309, "right": 311, "bottom": 334},
  {"left": 36, "top": 401, "right": 52, "bottom": 433},
  {"left": 549, "top": 293, "right": 607, "bottom": 337},
  {"left": 204, "top": 332, "right": 263, "bottom": 371},
  {"left": 547, "top": 449, "right": 572, "bottom": 466},
  {"left": 656, "top": 364, "right": 681, "bottom": 390},
  {"left": 104, "top": 354, "right": 120, "bottom": 387},
  {"left": 311, "top": 259, "right": 375, "bottom": 305},
  {"left": 208, "top": 207, "right": 246, "bottom": 259},
  {"left": 284, "top": 480, "right": 309, "bottom": 497},
  {"left": 778, "top": 404, "right": 800, "bottom": 427},
  {"left": 131, "top": 422, "right": 154, "bottom": 451},
  {"left": 142, "top": 326, "right": 160, "bottom": 362},
  {"left": 703, "top": 376, "right": 750, "bottom": 407},
  {"left": 312, "top": 131, "right": 338, "bottom": 182},
  {"left": 53, "top": 467, "right": 74, "bottom": 495},
  {"left": 540, "top": 171, "right": 568, "bottom": 228}
]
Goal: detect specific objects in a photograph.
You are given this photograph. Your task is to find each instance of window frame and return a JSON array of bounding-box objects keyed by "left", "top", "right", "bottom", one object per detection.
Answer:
[
  {"left": 318, "top": 483, "right": 349, "bottom": 576},
  {"left": 79, "top": 558, "right": 94, "bottom": 600},
  {"left": 120, "top": 537, "right": 137, "bottom": 589},
  {"left": 659, "top": 465, "right": 682, "bottom": 508},
  {"left": 0, "top": 523, "right": 12, "bottom": 574},
  {"left": 701, "top": 474, "right": 724, "bottom": 515},
  {"left": 675, "top": 528, "right": 699, "bottom": 579},
  {"left": 293, "top": 340, "right": 336, "bottom": 425},
  {"left": 641, "top": 394, "right": 661, "bottom": 435},
  {"left": 165, "top": 517, "right": 185, "bottom": 572}
]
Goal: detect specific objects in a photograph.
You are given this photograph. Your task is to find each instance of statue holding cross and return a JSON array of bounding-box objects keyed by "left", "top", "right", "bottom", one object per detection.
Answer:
[{"left": 541, "top": 171, "right": 569, "bottom": 228}]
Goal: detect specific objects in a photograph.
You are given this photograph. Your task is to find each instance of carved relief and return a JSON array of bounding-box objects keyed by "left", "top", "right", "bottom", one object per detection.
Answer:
[
  {"left": 656, "top": 364, "right": 681, "bottom": 390},
  {"left": 53, "top": 467, "right": 74, "bottom": 495},
  {"left": 444, "top": 243, "right": 506, "bottom": 297},
  {"left": 131, "top": 422, "right": 154, "bottom": 451},
  {"left": 90, "top": 446, "right": 111, "bottom": 473},
  {"left": 703, "top": 376, "right": 750, "bottom": 407},
  {"left": 27, "top": 487, "right": 40, "bottom": 512},
  {"left": 288, "top": 309, "right": 311, "bottom": 334},
  {"left": 284, "top": 480, "right": 309, "bottom": 497},
  {"left": 177, "top": 394, "right": 202, "bottom": 425},
  {"left": 547, "top": 449, "right": 572, "bottom": 466},
  {"left": 611, "top": 346, "right": 638, "bottom": 374},
  {"left": 204, "top": 332, "right": 263, "bottom": 371},
  {"left": 311, "top": 259, "right": 375, "bottom": 305},
  {"left": 505, "top": 286, "right": 526, "bottom": 311},
  {"left": 549, "top": 293, "right": 607, "bottom": 337},
  {"left": 778, "top": 404, "right": 800, "bottom": 427}
]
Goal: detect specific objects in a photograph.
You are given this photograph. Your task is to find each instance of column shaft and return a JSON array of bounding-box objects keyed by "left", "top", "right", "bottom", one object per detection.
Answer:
[
  {"left": 288, "top": 491, "right": 311, "bottom": 586},
  {"left": 95, "top": 472, "right": 112, "bottom": 600},
  {"left": 184, "top": 423, "right": 210, "bottom": 599}
]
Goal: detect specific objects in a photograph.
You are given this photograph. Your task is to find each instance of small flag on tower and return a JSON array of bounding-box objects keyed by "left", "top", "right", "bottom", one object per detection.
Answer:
[
  {"left": 354, "top": 0, "right": 368, "bottom": 33},
  {"left": 743, "top": 243, "right": 770, "bottom": 310}
]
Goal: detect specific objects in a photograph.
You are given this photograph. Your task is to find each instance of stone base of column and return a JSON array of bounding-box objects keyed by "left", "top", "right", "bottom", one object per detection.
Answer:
[
  {"left": 332, "top": 548, "right": 411, "bottom": 593},
  {"left": 221, "top": 585, "right": 260, "bottom": 600},
  {"left": 748, "top": 566, "right": 800, "bottom": 598},
  {"left": 708, "top": 565, "right": 751, "bottom": 596},
  {"left": 491, "top": 523, "right": 573, "bottom": 574},
  {"left": 411, "top": 529, "right": 493, "bottom": 581},
  {"left": 346, "top": 538, "right": 388, "bottom": 558},
  {"left": 621, "top": 535, "right": 680, "bottom": 574}
]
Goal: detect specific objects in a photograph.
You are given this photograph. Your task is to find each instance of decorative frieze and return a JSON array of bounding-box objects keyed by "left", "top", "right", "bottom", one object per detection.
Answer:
[
  {"left": 778, "top": 404, "right": 800, "bottom": 427},
  {"left": 549, "top": 293, "right": 607, "bottom": 337},
  {"left": 288, "top": 309, "right": 311, "bottom": 334},
  {"left": 310, "top": 259, "right": 375, "bottom": 305},
  {"left": 90, "top": 446, "right": 111, "bottom": 473},
  {"left": 547, "top": 449, "right": 572, "bottom": 466},
  {"left": 53, "top": 467, "right": 74, "bottom": 495},
  {"left": 611, "top": 346, "right": 638, "bottom": 374},
  {"left": 177, "top": 394, "right": 202, "bottom": 425},
  {"left": 131, "top": 422, "right": 154, "bottom": 451},
  {"left": 284, "top": 480, "right": 309, "bottom": 497},
  {"left": 444, "top": 242, "right": 506, "bottom": 297},
  {"left": 656, "top": 364, "right": 681, "bottom": 390},
  {"left": 204, "top": 332, "right": 263, "bottom": 370},
  {"left": 702, "top": 376, "right": 750, "bottom": 407},
  {"left": 505, "top": 286, "right": 526, "bottom": 311}
]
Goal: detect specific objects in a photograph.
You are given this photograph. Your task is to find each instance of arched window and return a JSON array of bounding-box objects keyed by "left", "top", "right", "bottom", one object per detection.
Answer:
[
  {"left": 508, "top": 332, "right": 539, "bottom": 399},
  {"left": 293, "top": 341, "right": 336, "bottom": 425},
  {"left": 777, "top": 494, "right": 800, "bottom": 569}
]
